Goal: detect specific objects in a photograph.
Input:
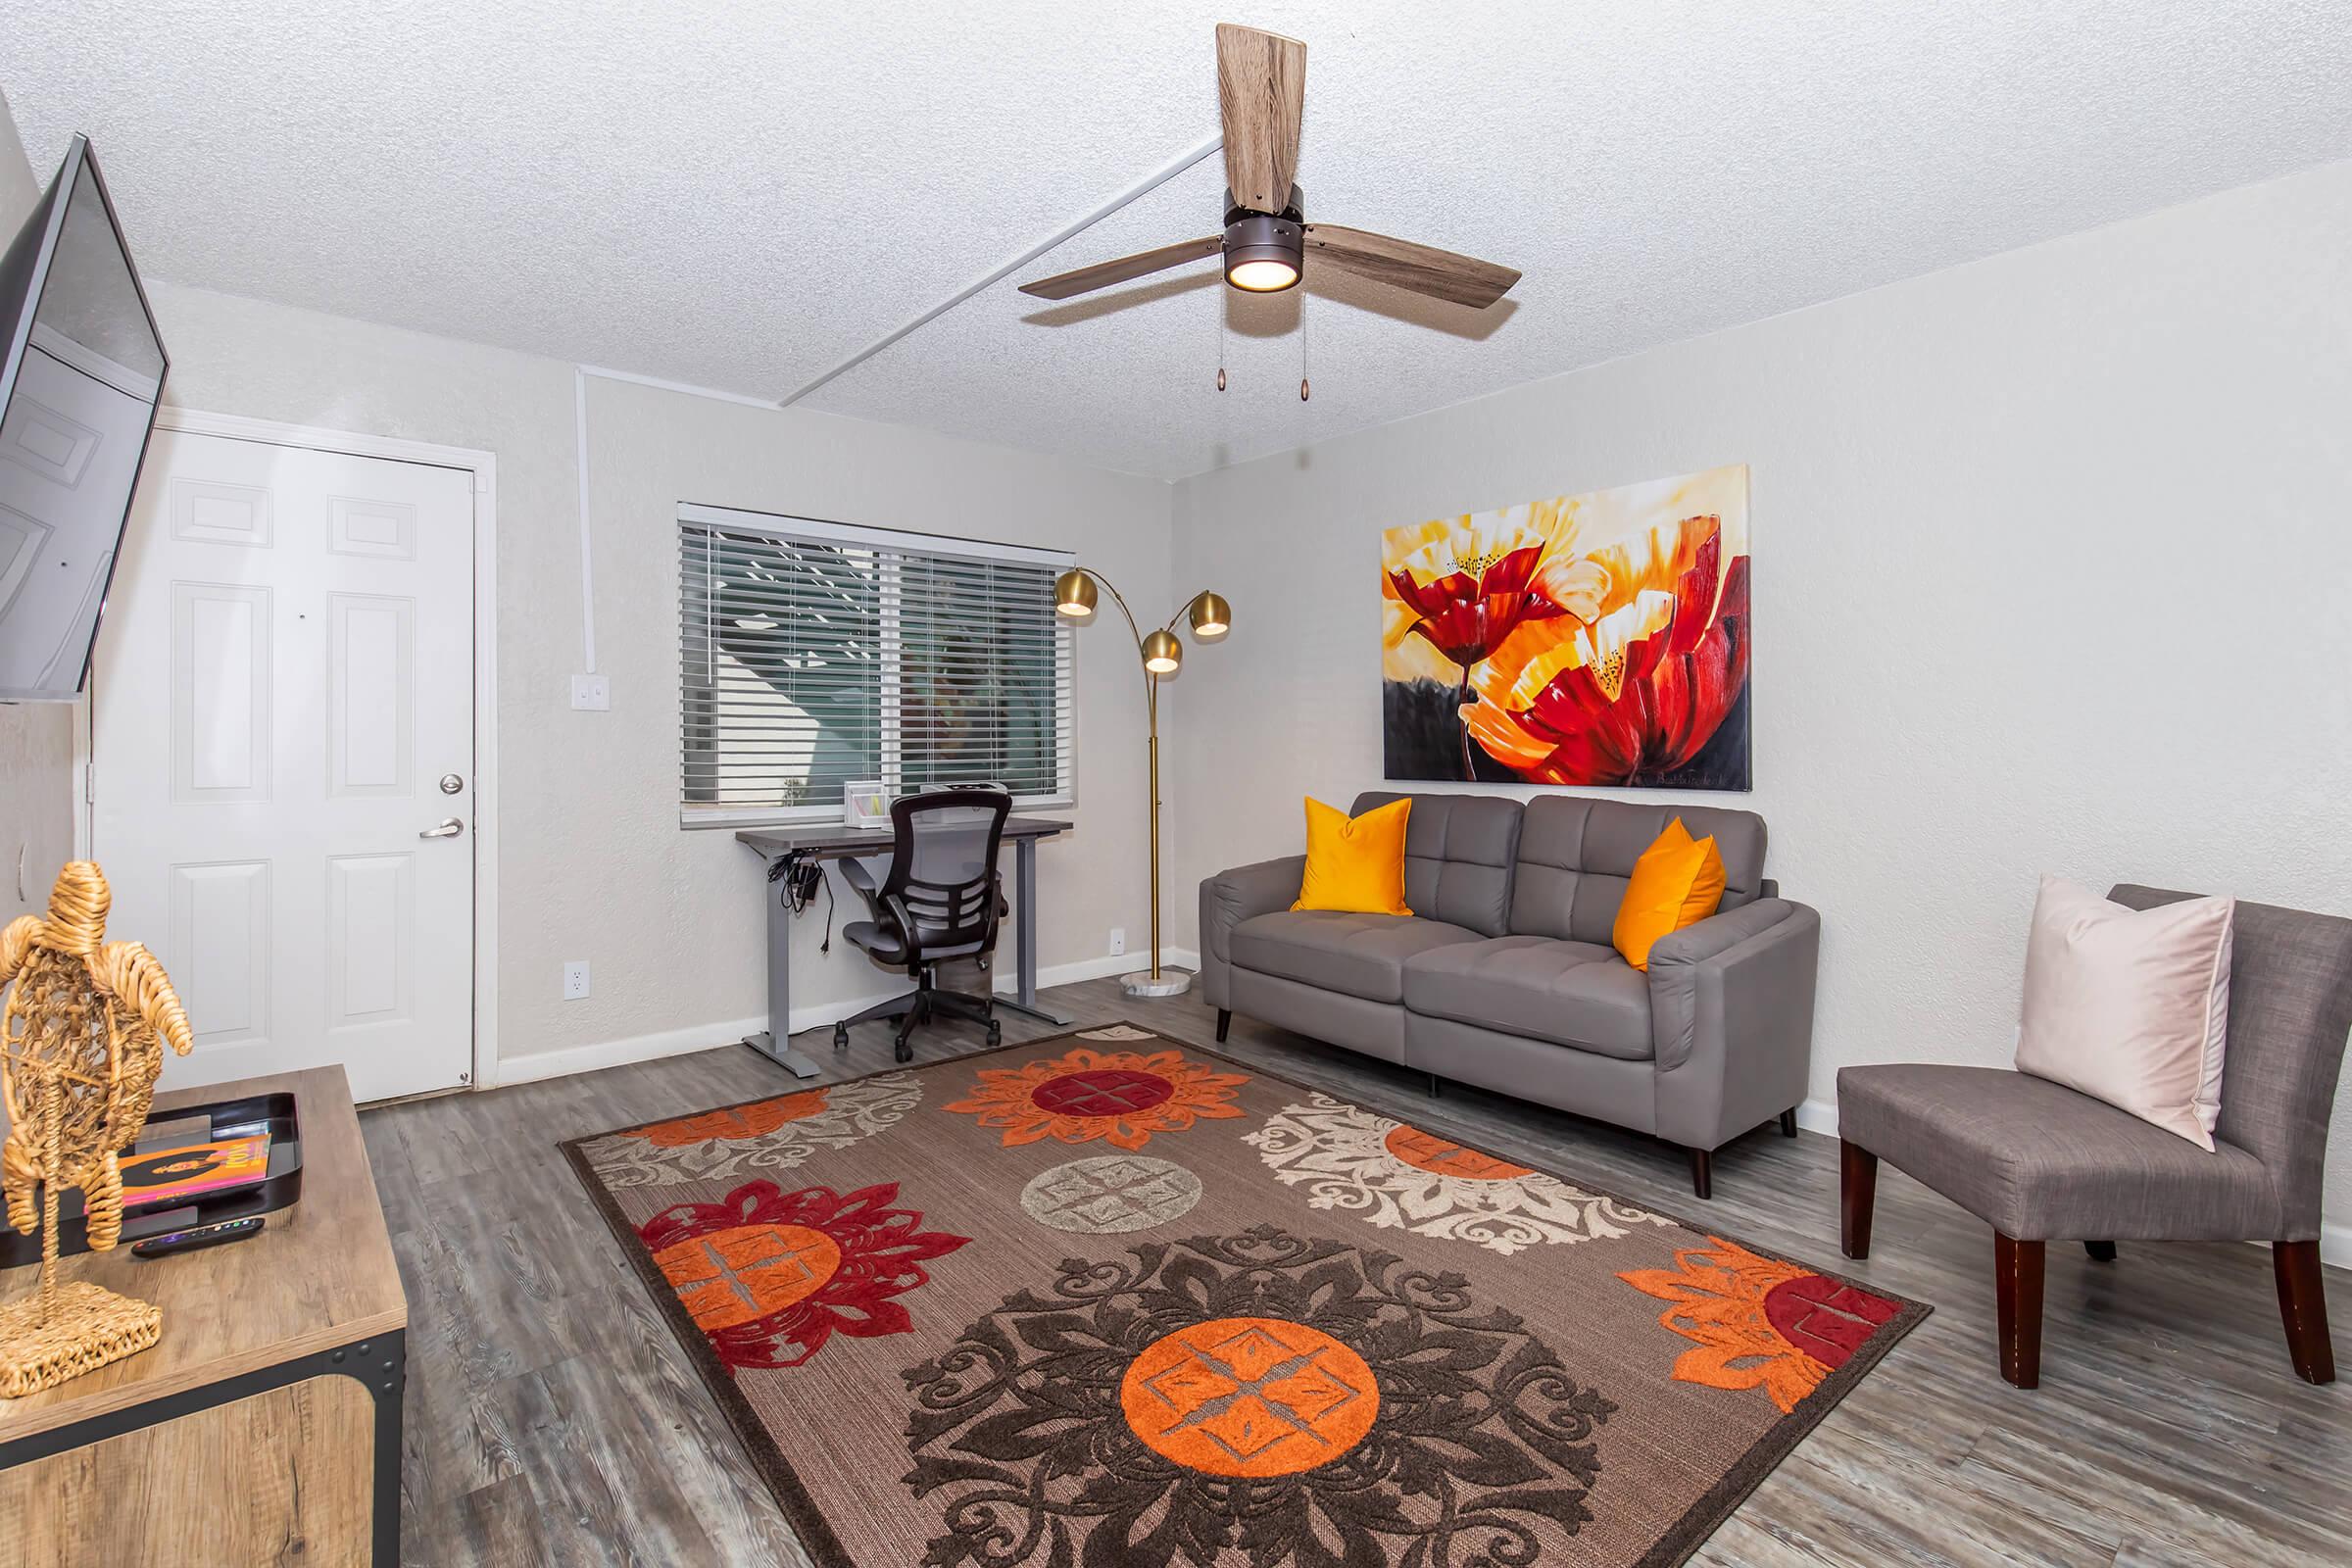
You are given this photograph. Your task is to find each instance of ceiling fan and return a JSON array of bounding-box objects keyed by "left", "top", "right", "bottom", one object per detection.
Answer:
[{"left": 1018, "top": 24, "right": 1521, "bottom": 313}]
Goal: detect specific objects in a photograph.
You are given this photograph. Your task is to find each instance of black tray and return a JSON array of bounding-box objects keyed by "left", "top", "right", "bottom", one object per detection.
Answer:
[{"left": 0, "top": 1090, "right": 304, "bottom": 1268}]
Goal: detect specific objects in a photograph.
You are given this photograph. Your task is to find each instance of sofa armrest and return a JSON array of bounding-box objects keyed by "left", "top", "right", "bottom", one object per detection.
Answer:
[
  {"left": 1199, "top": 857, "right": 1305, "bottom": 1008},
  {"left": 1649, "top": 900, "right": 1821, "bottom": 1148}
]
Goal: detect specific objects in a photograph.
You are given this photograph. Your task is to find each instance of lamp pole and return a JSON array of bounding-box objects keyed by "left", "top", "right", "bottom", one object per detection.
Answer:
[{"left": 1054, "top": 568, "right": 1231, "bottom": 997}]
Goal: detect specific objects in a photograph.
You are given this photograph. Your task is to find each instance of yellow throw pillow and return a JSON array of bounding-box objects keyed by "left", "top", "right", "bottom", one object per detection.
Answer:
[
  {"left": 1612, "top": 817, "right": 1728, "bottom": 970},
  {"left": 1292, "top": 797, "right": 1413, "bottom": 915}
]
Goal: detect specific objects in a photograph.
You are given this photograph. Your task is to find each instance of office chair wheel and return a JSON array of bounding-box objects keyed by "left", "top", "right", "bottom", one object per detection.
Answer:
[
  {"left": 894, "top": 1039, "right": 914, "bottom": 1064},
  {"left": 987, "top": 1020, "right": 1002, "bottom": 1047},
  {"left": 832, "top": 1022, "right": 849, "bottom": 1052}
]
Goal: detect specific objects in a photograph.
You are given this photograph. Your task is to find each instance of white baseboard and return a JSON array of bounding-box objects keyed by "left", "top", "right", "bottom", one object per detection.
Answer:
[
  {"left": 496, "top": 1014, "right": 767, "bottom": 1087},
  {"left": 490, "top": 949, "right": 1209, "bottom": 1090},
  {"left": 1789, "top": 1095, "right": 2352, "bottom": 1271}
]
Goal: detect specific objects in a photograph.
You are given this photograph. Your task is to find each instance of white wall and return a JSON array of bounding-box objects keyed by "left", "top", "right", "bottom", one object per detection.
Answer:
[
  {"left": 1168, "top": 159, "right": 2352, "bottom": 1239},
  {"left": 109, "top": 281, "right": 1174, "bottom": 1074},
  {"left": 0, "top": 87, "right": 76, "bottom": 923}
]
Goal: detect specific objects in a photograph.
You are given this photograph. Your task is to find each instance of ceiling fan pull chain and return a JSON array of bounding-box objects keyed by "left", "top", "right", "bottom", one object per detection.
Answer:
[
  {"left": 1299, "top": 296, "right": 1311, "bottom": 401},
  {"left": 1216, "top": 293, "right": 1228, "bottom": 392}
]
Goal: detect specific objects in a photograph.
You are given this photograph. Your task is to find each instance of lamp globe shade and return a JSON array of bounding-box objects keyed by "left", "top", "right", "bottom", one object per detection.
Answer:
[
  {"left": 1188, "top": 592, "right": 1231, "bottom": 639},
  {"left": 1054, "top": 568, "right": 1097, "bottom": 617},
  {"left": 1142, "top": 629, "right": 1183, "bottom": 674}
]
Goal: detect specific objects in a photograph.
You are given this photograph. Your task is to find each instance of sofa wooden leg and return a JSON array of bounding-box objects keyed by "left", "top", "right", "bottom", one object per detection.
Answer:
[
  {"left": 1214, "top": 1008, "right": 1231, "bottom": 1043},
  {"left": 1687, "top": 1147, "right": 1712, "bottom": 1200},
  {"left": 2275, "top": 1239, "right": 2337, "bottom": 1384},
  {"left": 1779, "top": 1107, "right": 1798, "bottom": 1137},
  {"left": 2083, "top": 1240, "right": 2117, "bottom": 1262},
  {"left": 1995, "top": 1233, "right": 2045, "bottom": 1390},
  {"left": 1839, "top": 1141, "right": 1878, "bottom": 1260}
]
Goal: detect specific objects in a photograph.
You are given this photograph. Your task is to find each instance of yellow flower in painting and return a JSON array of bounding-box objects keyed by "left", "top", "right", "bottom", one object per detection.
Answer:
[{"left": 1618, "top": 1236, "right": 1900, "bottom": 1413}]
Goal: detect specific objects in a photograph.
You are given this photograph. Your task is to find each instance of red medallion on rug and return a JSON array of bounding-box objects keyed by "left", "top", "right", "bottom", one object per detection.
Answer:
[{"left": 638, "top": 1180, "right": 968, "bottom": 1371}]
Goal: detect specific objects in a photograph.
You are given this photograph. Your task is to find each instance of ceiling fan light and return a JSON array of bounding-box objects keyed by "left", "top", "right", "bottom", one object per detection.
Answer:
[
  {"left": 1223, "top": 212, "right": 1303, "bottom": 294},
  {"left": 1227, "top": 258, "right": 1299, "bottom": 292}
]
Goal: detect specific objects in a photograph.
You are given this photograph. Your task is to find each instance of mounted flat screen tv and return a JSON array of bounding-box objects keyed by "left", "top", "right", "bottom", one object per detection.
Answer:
[{"left": 0, "top": 134, "right": 168, "bottom": 702}]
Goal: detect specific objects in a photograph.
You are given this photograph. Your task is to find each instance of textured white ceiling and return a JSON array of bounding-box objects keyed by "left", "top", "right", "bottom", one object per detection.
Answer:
[{"left": 5, "top": 1, "right": 2349, "bottom": 479}]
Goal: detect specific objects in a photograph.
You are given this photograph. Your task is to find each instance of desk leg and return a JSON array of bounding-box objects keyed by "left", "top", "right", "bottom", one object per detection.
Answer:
[
  {"left": 744, "top": 868, "right": 822, "bottom": 1078},
  {"left": 997, "top": 836, "right": 1070, "bottom": 1027}
]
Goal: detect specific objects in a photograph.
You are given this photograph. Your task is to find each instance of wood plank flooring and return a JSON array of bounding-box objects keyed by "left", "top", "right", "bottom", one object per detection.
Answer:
[{"left": 366, "top": 979, "right": 2352, "bottom": 1567}]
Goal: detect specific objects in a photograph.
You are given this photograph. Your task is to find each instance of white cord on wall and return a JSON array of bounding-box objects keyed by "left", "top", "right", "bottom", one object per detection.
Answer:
[{"left": 573, "top": 365, "right": 597, "bottom": 675}]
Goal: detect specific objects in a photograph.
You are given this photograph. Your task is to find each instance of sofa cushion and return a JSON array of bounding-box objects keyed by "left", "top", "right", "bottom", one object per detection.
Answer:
[
  {"left": 1837, "top": 1062, "right": 2279, "bottom": 1242},
  {"left": 1401, "top": 936, "right": 1653, "bottom": 1059},
  {"left": 1509, "top": 797, "right": 1768, "bottom": 945},
  {"left": 1229, "top": 911, "right": 1485, "bottom": 1004},
  {"left": 1350, "top": 791, "right": 1521, "bottom": 937}
]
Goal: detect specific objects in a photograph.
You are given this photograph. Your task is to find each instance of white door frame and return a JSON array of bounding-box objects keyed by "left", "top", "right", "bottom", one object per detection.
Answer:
[{"left": 74, "top": 407, "right": 503, "bottom": 1091}]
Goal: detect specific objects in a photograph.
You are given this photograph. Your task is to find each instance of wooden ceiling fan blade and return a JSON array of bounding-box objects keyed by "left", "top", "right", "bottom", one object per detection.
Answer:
[
  {"left": 1216, "top": 23, "right": 1305, "bottom": 214},
  {"left": 1017, "top": 236, "right": 1224, "bottom": 301},
  {"left": 1303, "top": 224, "right": 1520, "bottom": 309}
]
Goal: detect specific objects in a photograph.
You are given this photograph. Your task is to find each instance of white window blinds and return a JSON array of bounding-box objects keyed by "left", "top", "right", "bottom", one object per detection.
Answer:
[{"left": 679, "top": 506, "right": 1074, "bottom": 820}]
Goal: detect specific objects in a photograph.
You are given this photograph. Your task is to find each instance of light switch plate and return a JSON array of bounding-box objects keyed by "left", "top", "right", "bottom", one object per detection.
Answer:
[{"left": 570, "top": 673, "right": 610, "bottom": 710}]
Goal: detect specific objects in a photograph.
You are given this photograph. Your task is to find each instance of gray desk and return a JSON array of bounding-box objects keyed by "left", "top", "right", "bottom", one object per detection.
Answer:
[{"left": 736, "top": 816, "right": 1074, "bottom": 1076}]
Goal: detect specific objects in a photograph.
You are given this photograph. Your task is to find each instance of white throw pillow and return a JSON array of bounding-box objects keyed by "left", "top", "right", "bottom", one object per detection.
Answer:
[{"left": 2013, "top": 876, "right": 2233, "bottom": 1150}]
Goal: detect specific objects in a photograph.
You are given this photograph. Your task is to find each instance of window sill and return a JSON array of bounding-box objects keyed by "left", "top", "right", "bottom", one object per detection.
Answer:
[{"left": 679, "top": 795, "right": 1076, "bottom": 832}]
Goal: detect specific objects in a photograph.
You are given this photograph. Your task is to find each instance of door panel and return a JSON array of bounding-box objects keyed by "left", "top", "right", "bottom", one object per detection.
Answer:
[{"left": 95, "top": 429, "right": 473, "bottom": 1102}]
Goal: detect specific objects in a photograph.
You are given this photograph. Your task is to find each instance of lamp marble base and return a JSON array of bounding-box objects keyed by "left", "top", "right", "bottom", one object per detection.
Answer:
[{"left": 1120, "top": 969, "right": 1192, "bottom": 999}]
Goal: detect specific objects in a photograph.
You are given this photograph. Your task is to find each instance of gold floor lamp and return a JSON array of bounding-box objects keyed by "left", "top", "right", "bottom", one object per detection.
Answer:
[{"left": 1054, "top": 568, "right": 1230, "bottom": 998}]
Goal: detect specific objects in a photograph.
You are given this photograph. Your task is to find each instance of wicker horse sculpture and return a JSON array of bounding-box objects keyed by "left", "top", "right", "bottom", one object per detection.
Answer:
[{"left": 0, "top": 861, "right": 193, "bottom": 1396}]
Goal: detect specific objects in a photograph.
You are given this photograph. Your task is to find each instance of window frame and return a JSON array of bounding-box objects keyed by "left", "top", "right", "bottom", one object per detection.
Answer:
[{"left": 676, "top": 503, "right": 1077, "bottom": 830}]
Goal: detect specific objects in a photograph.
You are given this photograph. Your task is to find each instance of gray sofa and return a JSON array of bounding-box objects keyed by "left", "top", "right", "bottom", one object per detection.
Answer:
[{"left": 1200, "top": 791, "right": 1820, "bottom": 1196}]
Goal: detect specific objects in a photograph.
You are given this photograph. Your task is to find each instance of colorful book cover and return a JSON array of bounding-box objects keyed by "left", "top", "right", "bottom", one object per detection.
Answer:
[{"left": 120, "top": 1134, "right": 271, "bottom": 1207}]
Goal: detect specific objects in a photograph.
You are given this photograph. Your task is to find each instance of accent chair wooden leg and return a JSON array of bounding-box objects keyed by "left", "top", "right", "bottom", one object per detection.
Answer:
[
  {"left": 1839, "top": 1141, "right": 1878, "bottom": 1259},
  {"left": 1426, "top": 1074, "right": 1441, "bottom": 1098},
  {"left": 2275, "top": 1239, "right": 2337, "bottom": 1385},
  {"left": 1995, "top": 1233, "right": 2045, "bottom": 1389},
  {"left": 1214, "top": 1008, "right": 1231, "bottom": 1043},
  {"left": 1779, "top": 1107, "right": 1798, "bottom": 1137},
  {"left": 2083, "top": 1240, "right": 2117, "bottom": 1262},
  {"left": 1687, "top": 1147, "right": 1713, "bottom": 1200}
]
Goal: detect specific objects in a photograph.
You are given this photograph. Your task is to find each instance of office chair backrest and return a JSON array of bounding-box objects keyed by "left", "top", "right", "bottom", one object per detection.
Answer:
[{"left": 883, "top": 787, "right": 1011, "bottom": 957}]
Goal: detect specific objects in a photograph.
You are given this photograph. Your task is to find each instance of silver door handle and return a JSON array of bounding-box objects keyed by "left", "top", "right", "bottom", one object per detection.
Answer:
[{"left": 419, "top": 818, "right": 466, "bottom": 839}]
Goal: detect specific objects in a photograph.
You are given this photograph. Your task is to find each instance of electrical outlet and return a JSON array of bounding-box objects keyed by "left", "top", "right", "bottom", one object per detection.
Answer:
[
  {"left": 1108, "top": 927, "right": 1127, "bottom": 957},
  {"left": 563, "top": 959, "right": 591, "bottom": 1001},
  {"left": 570, "top": 673, "right": 610, "bottom": 710}
]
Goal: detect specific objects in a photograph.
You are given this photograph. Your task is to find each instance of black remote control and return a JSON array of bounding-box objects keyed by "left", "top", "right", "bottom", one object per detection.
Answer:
[{"left": 131, "top": 1216, "right": 264, "bottom": 1258}]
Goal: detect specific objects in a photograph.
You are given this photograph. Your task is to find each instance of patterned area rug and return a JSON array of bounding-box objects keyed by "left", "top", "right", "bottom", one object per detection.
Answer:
[{"left": 564, "top": 1024, "right": 1927, "bottom": 1568}]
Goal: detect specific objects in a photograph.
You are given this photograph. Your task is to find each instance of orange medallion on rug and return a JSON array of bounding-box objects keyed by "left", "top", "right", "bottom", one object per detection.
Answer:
[
  {"left": 944, "top": 1046, "right": 1249, "bottom": 1151},
  {"left": 1381, "top": 1125, "right": 1536, "bottom": 1181},
  {"left": 655, "top": 1222, "right": 843, "bottom": 1331},
  {"left": 637, "top": 1089, "right": 833, "bottom": 1148},
  {"left": 1120, "top": 1317, "right": 1381, "bottom": 1478}
]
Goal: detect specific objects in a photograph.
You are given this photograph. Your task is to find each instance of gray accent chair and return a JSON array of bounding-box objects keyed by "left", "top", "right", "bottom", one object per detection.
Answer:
[
  {"left": 1838, "top": 885, "right": 2352, "bottom": 1389},
  {"left": 1200, "top": 791, "right": 1821, "bottom": 1197}
]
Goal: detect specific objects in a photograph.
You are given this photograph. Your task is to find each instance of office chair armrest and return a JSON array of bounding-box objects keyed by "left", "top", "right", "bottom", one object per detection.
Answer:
[{"left": 840, "top": 857, "right": 882, "bottom": 905}]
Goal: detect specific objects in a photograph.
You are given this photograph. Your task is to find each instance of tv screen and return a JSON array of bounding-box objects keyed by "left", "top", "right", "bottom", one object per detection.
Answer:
[{"left": 0, "top": 134, "right": 167, "bottom": 702}]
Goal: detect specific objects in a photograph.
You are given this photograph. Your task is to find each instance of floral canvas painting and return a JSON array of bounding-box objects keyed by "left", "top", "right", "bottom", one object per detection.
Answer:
[{"left": 1382, "top": 465, "right": 1751, "bottom": 789}]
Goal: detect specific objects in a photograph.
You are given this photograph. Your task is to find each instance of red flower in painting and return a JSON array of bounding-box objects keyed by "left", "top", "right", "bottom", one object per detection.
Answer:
[
  {"left": 1385, "top": 515, "right": 1572, "bottom": 671},
  {"left": 1470, "top": 518, "right": 1750, "bottom": 786},
  {"left": 638, "top": 1180, "right": 968, "bottom": 1371}
]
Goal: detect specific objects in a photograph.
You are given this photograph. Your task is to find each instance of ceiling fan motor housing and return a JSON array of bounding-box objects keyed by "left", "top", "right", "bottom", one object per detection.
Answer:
[{"left": 1222, "top": 184, "right": 1305, "bottom": 291}]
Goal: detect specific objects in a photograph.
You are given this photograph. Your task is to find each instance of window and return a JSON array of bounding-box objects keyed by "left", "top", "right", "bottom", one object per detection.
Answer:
[{"left": 678, "top": 505, "right": 1074, "bottom": 823}]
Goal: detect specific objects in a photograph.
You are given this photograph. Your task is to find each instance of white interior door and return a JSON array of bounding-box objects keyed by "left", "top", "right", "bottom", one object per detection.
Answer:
[{"left": 92, "top": 428, "right": 475, "bottom": 1102}]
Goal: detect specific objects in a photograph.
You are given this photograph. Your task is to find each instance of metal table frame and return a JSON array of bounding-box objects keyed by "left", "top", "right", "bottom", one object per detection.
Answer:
[
  {"left": 737, "top": 817, "right": 1074, "bottom": 1077},
  {"left": 0, "top": 1329, "right": 407, "bottom": 1567}
]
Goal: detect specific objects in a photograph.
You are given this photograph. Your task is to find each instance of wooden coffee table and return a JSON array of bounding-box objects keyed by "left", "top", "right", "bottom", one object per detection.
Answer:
[{"left": 0, "top": 1064, "right": 407, "bottom": 1567}]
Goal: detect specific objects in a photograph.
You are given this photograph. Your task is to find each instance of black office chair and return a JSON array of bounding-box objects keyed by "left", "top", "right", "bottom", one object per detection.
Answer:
[{"left": 834, "top": 787, "right": 1010, "bottom": 1062}]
